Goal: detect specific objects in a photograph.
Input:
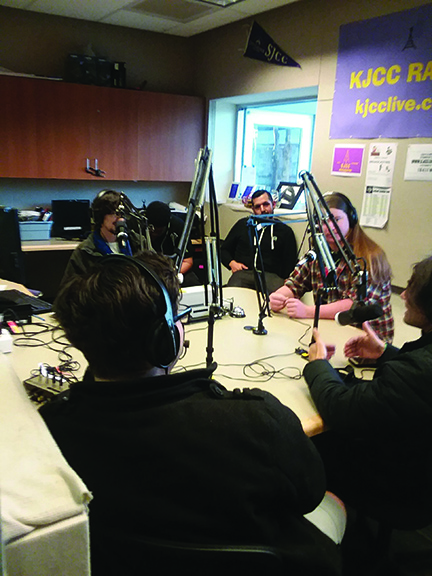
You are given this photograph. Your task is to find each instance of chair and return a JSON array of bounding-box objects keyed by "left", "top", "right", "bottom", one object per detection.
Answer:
[
  {"left": 348, "top": 509, "right": 432, "bottom": 576},
  {"left": 90, "top": 535, "right": 286, "bottom": 576}
]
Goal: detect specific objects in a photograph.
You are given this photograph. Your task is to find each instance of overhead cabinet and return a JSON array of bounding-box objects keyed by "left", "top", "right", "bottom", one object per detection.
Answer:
[{"left": 0, "top": 75, "right": 205, "bottom": 181}]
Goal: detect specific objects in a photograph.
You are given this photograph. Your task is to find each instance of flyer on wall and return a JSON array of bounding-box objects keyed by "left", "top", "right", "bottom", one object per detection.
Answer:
[
  {"left": 404, "top": 144, "right": 432, "bottom": 181},
  {"left": 359, "top": 143, "right": 397, "bottom": 228}
]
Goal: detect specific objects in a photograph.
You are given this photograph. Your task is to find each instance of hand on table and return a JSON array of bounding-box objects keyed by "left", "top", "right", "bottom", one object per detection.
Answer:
[
  {"left": 308, "top": 328, "right": 336, "bottom": 361},
  {"left": 285, "top": 298, "right": 313, "bottom": 319},
  {"left": 269, "top": 291, "right": 289, "bottom": 312}
]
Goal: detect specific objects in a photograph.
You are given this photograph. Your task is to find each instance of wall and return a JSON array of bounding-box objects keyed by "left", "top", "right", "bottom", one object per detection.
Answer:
[
  {"left": 0, "top": 179, "right": 191, "bottom": 213},
  {"left": 192, "top": 0, "right": 432, "bottom": 287},
  {"left": 0, "top": 6, "right": 196, "bottom": 94}
]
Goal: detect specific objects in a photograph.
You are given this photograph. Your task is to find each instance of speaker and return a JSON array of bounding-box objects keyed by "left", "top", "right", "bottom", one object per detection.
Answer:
[
  {"left": 96, "top": 58, "right": 113, "bottom": 87},
  {"left": 100, "top": 255, "right": 180, "bottom": 368}
]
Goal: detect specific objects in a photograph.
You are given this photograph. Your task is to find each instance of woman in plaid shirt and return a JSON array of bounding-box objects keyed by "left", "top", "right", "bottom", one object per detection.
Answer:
[{"left": 269, "top": 192, "right": 394, "bottom": 343}]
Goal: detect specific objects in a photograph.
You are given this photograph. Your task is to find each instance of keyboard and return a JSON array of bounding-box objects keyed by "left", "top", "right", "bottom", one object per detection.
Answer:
[{"left": 0, "top": 290, "right": 52, "bottom": 316}]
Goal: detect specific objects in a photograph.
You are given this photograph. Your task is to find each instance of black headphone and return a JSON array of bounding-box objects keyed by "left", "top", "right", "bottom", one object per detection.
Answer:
[
  {"left": 324, "top": 192, "right": 358, "bottom": 229},
  {"left": 100, "top": 254, "right": 180, "bottom": 369}
]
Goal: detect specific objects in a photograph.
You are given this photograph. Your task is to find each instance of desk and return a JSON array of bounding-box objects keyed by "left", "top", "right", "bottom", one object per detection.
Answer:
[
  {"left": 6, "top": 287, "right": 360, "bottom": 436},
  {"left": 21, "top": 239, "right": 80, "bottom": 252},
  {"left": 179, "top": 287, "right": 360, "bottom": 436},
  {"left": 7, "top": 315, "right": 88, "bottom": 389},
  {"left": 21, "top": 239, "right": 79, "bottom": 300}
]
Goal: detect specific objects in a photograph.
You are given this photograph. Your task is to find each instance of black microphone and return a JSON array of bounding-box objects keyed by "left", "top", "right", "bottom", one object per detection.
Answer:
[
  {"left": 116, "top": 218, "right": 129, "bottom": 251},
  {"left": 335, "top": 303, "right": 383, "bottom": 326},
  {"left": 297, "top": 250, "right": 316, "bottom": 267}
]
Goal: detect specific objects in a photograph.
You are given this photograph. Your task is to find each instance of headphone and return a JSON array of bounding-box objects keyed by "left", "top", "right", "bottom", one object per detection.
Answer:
[
  {"left": 324, "top": 192, "right": 358, "bottom": 229},
  {"left": 99, "top": 254, "right": 180, "bottom": 369}
]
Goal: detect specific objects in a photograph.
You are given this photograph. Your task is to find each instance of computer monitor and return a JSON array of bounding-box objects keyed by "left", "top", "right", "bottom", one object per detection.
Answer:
[
  {"left": 0, "top": 206, "right": 26, "bottom": 284},
  {"left": 51, "top": 200, "right": 91, "bottom": 240}
]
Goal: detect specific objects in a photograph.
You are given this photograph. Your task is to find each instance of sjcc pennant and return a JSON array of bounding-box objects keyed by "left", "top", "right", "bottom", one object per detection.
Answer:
[{"left": 244, "top": 21, "right": 301, "bottom": 68}]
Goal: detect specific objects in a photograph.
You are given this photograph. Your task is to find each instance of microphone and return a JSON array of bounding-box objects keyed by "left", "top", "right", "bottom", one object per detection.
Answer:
[
  {"left": 297, "top": 250, "right": 316, "bottom": 267},
  {"left": 116, "top": 218, "right": 129, "bottom": 252},
  {"left": 335, "top": 303, "right": 383, "bottom": 326}
]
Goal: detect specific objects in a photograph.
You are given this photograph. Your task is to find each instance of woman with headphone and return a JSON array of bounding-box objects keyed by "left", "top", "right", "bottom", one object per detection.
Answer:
[{"left": 269, "top": 192, "right": 394, "bottom": 343}]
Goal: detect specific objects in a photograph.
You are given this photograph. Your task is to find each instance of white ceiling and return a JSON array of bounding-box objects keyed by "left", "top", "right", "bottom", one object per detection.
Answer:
[{"left": 0, "top": 0, "right": 301, "bottom": 37}]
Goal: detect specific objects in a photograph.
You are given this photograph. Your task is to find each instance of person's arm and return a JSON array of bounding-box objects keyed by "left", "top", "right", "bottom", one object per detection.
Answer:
[
  {"left": 259, "top": 391, "right": 327, "bottom": 513},
  {"left": 285, "top": 297, "right": 353, "bottom": 320},
  {"left": 220, "top": 220, "right": 245, "bottom": 270},
  {"left": 180, "top": 256, "right": 193, "bottom": 275},
  {"left": 304, "top": 327, "right": 404, "bottom": 434},
  {"left": 269, "top": 285, "right": 294, "bottom": 311}
]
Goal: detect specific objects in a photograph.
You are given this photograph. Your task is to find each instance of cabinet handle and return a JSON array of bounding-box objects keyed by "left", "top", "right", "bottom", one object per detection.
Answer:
[
  {"left": 94, "top": 158, "right": 106, "bottom": 178},
  {"left": 85, "top": 158, "right": 106, "bottom": 177}
]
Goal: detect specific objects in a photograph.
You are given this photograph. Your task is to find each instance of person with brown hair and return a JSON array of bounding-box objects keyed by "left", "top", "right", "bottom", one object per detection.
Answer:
[
  {"left": 61, "top": 189, "right": 141, "bottom": 284},
  {"left": 269, "top": 192, "right": 394, "bottom": 342},
  {"left": 304, "top": 255, "right": 432, "bottom": 528},
  {"left": 40, "top": 250, "right": 345, "bottom": 576}
]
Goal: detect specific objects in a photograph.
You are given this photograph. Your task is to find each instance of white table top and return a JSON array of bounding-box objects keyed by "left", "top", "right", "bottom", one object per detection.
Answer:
[
  {"left": 177, "top": 287, "right": 361, "bottom": 435},
  {"left": 5, "top": 287, "right": 361, "bottom": 436}
]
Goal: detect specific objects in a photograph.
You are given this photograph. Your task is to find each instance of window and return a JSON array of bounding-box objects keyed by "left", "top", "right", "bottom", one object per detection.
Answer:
[{"left": 234, "top": 100, "right": 316, "bottom": 208}]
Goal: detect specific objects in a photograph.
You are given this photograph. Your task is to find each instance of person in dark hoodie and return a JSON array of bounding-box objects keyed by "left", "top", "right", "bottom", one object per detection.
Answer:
[
  {"left": 221, "top": 189, "right": 297, "bottom": 293},
  {"left": 304, "top": 255, "right": 432, "bottom": 529},
  {"left": 41, "top": 250, "right": 344, "bottom": 576}
]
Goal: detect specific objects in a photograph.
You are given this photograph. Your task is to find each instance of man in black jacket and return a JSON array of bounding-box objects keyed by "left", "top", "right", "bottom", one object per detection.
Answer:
[
  {"left": 41, "top": 250, "right": 342, "bottom": 576},
  {"left": 221, "top": 190, "right": 297, "bottom": 293},
  {"left": 304, "top": 255, "right": 432, "bottom": 528}
]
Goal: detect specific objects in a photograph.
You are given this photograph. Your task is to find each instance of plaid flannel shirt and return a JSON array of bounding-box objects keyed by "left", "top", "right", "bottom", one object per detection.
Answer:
[{"left": 285, "top": 258, "right": 394, "bottom": 343}]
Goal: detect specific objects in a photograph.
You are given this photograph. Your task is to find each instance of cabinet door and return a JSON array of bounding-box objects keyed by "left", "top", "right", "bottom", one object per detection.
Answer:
[
  {"left": 88, "top": 85, "right": 139, "bottom": 181},
  {"left": 0, "top": 76, "right": 92, "bottom": 179},
  {"left": 137, "top": 92, "right": 206, "bottom": 181},
  {"left": 0, "top": 77, "right": 139, "bottom": 180},
  {"left": 35, "top": 81, "right": 94, "bottom": 179}
]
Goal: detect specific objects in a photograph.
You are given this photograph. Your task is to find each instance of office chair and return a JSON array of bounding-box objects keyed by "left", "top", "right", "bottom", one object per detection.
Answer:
[
  {"left": 349, "top": 507, "right": 432, "bottom": 576},
  {"left": 91, "top": 535, "right": 286, "bottom": 576}
]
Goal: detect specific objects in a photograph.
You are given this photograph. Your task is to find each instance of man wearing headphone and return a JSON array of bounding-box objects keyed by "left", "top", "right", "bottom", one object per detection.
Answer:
[
  {"left": 61, "top": 189, "right": 141, "bottom": 284},
  {"left": 146, "top": 200, "right": 200, "bottom": 287},
  {"left": 40, "top": 250, "right": 344, "bottom": 576}
]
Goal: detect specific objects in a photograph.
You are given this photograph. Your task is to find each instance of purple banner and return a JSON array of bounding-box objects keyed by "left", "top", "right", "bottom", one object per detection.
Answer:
[{"left": 330, "top": 4, "right": 432, "bottom": 139}]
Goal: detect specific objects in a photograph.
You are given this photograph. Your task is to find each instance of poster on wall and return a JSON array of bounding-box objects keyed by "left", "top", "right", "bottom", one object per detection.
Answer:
[
  {"left": 331, "top": 145, "right": 365, "bottom": 176},
  {"left": 404, "top": 144, "right": 432, "bottom": 181},
  {"left": 359, "top": 143, "right": 397, "bottom": 228},
  {"left": 330, "top": 4, "right": 432, "bottom": 139}
]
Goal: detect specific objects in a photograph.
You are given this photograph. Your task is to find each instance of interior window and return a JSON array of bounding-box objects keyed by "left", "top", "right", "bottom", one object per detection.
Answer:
[{"left": 235, "top": 100, "right": 316, "bottom": 210}]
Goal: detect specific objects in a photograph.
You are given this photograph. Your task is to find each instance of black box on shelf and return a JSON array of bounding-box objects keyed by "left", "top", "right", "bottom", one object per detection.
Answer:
[{"left": 65, "top": 54, "right": 125, "bottom": 87}]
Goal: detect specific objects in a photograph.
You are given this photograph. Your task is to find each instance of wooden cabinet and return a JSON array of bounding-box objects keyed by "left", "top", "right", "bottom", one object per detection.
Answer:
[
  {"left": 0, "top": 75, "right": 205, "bottom": 181},
  {"left": 138, "top": 91, "right": 206, "bottom": 181}
]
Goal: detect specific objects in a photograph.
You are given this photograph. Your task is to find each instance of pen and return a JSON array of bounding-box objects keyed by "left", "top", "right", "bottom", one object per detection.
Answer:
[{"left": 33, "top": 315, "right": 47, "bottom": 322}]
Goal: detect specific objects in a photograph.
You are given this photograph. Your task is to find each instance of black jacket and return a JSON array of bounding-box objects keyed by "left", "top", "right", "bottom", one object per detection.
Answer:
[
  {"left": 304, "top": 331, "right": 432, "bottom": 527},
  {"left": 41, "top": 367, "right": 341, "bottom": 575},
  {"left": 61, "top": 230, "right": 141, "bottom": 284},
  {"left": 221, "top": 217, "right": 297, "bottom": 279}
]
